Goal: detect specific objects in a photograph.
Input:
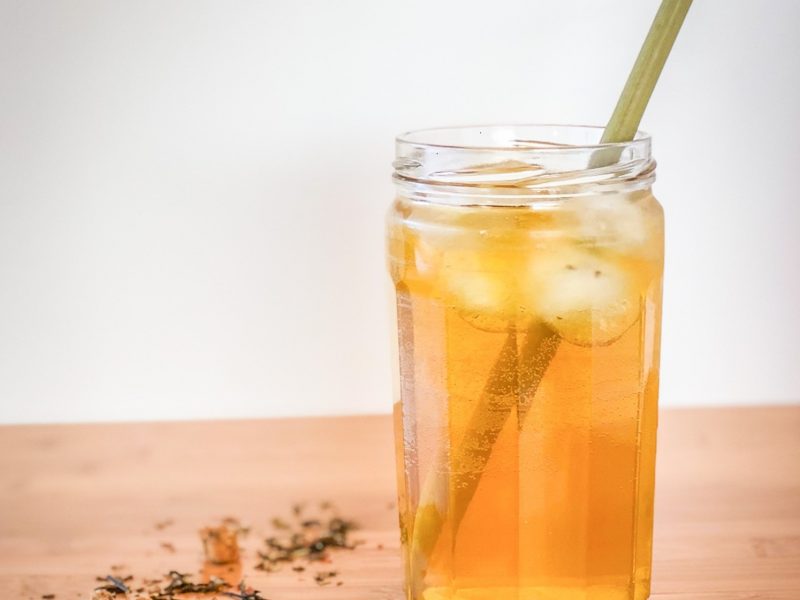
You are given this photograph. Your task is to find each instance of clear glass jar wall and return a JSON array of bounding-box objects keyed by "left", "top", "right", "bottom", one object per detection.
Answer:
[{"left": 387, "top": 125, "right": 664, "bottom": 600}]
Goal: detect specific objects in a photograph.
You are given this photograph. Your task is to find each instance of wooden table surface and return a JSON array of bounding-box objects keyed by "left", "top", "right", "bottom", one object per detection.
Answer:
[{"left": 1, "top": 406, "right": 798, "bottom": 600}]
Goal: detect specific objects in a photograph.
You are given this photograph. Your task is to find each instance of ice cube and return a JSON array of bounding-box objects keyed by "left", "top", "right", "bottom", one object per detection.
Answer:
[
  {"left": 438, "top": 250, "right": 517, "bottom": 332},
  {"left": 571, "top": 194, "right": 649, "bottom": 250},
  {"left": 523, "top": 245, "right": 639, "bottom": 346}
]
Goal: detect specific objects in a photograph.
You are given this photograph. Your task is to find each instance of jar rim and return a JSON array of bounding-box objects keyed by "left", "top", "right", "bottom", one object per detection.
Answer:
[
  {"left": 396, "top": 123, "right": 651, "bottom": 153},
  {"left": 393, "top": 124, "right": 654, "bottom": 203}
]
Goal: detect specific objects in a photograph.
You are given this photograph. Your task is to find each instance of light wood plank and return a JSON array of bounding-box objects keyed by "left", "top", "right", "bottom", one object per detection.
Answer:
[{"left": 0, "top": 406, "right": 797, "bottom": 599}]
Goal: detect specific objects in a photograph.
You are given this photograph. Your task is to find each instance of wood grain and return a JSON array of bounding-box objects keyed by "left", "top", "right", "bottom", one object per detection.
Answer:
[{"left": 0, "top": 406, "right": 798, "bottom": 599}]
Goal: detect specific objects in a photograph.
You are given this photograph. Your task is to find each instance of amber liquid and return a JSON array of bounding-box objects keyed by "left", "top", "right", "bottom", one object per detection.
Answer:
[{"left": 388, "top": 194, "right": 663, "bottom": 600}]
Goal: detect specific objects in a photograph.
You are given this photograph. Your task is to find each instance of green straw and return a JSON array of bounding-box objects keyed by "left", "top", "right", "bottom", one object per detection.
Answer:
[
  {"left": 408, "top": 0, "right": 693, "bottom": 589},
  {"left": 591, "top": 0, "right": 692, "bottom": 167}
]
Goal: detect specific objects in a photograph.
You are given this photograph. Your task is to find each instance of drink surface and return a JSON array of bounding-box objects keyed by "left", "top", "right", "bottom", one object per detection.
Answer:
[{"left": 388, "top": 189, "right": 664, "bottom": 600}]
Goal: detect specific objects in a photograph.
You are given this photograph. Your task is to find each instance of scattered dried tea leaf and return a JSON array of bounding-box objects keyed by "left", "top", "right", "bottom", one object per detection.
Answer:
[
  {"left": 90, "top": 504, "right": 359, "bottom": 598},
  {"left": 94, "top": 575, "right": 132, "bottom": 594},
  {"left": 222, "top": 517, "right": 251, "bottom": 536},
  {"left": 159, "top": 541, "right": 175, "bottom": 553},
  {"left": 152, "top": 570, "right": 230, "bottom": 597},
  {"left": 256, "top": 515, "right": 357, "bottom": 571},
  {"left": 220, "top": 580, "right": 270, "bottom": 600},
  {"left": 313, "top": 570, "right": 339, "bottom": 586}
]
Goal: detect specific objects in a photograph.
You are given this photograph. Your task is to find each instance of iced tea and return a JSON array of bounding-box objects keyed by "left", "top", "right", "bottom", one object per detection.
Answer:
[{"left": 388, "top": 126, "right": 664, "bottom": 600}]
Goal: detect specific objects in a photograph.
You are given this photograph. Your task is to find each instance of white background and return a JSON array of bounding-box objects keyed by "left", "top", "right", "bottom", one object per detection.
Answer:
[{"left": 1, "top": 0, "right": 798, "bottom": 424}]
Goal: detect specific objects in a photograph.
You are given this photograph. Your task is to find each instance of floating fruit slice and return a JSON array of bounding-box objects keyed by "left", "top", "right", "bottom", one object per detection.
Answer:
[{"left": 523, "top": 245, "right": 639, "bottom": 346}]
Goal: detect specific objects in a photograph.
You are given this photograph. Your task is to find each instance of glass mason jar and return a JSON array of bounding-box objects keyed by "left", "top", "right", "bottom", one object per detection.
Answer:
[{"left": 387, "top": 125, "right": 664, "bottom": 600}]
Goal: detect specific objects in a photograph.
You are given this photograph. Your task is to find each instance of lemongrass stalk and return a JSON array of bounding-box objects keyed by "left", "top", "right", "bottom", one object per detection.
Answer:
[
  {"left": 591, "top": 0, "right": 693, "bottom": 168},
  {"left": 408, "top": 0, "right": 693, "bottom": 591},
  {"left": 409, "top": 322, "right": 559, "bottom": 590}
]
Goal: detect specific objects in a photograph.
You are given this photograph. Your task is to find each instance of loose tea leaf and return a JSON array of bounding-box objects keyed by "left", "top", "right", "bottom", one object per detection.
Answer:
[
  {"left": 159, "top": 542, "right": 175, "bottom": 553},
  {"left": 162, "top": 570, "right": 229, "bottom": 594},
  {"left": 222, "top": 517, "right": 252, "bottom": 536},
  {"left": 94, "top": 575, "right": 132, "bottom": 594},
  {"left": 222, "top": 580, "right": 270, "bottom": 600},
  {"left": 89, "top": 505, "right": 359, "bottom": 598},
  {"left": 313, "top": 570, "right": 339, "bottom": 586},
  {"left": 154, "top": 519, "right": 174, "bottom": 531},
  {"left": 256, "top": 507, "right": 357, "bottom": 574}
]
